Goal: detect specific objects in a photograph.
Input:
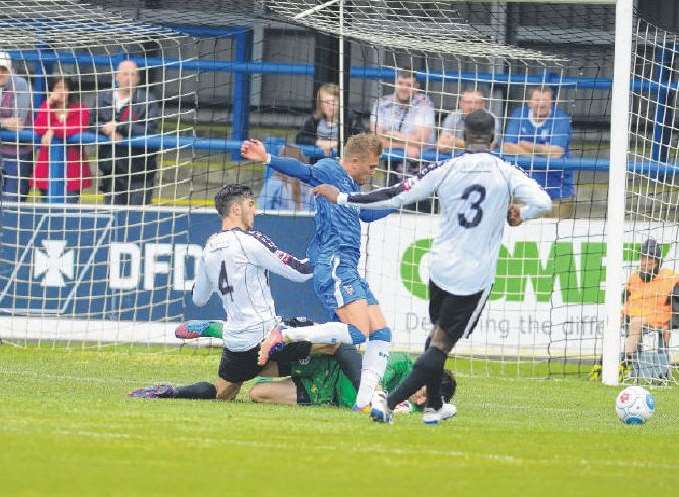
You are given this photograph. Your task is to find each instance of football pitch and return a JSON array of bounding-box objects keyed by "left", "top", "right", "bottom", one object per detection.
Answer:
[{"left": 2, "top": 345, "right": 678, "bottom": 497}]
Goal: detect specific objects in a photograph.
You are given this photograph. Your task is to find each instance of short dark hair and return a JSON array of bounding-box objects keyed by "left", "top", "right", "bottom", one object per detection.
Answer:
[
  {"left": 640, "top": 238, "right": 662, "bottom": 260},
  {"left": 214, "top": 183, "right": 253, "bottom": 217},
  {"left": 530, "top": 86, "right": 554, "bottom": 98},
  {"left": 464, "top": 109, "right": 495, "bottom": 145},
  {"left": 440, "top": 369, "right": 456, "bottom": 403}
]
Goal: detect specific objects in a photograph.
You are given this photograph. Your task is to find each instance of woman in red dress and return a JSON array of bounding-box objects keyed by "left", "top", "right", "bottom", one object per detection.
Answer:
[{"left": 32, "top": 77, "right": 92, "bottom": 202}]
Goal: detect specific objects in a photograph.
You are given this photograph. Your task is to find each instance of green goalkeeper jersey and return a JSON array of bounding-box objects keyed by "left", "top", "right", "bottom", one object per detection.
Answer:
[{"left": 290, "top": 352, "right": 414, "bottom": 408}]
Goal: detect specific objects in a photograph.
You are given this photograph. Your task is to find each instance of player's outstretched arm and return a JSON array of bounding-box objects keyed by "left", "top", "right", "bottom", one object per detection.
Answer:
[
  {"left": 313, "top": 161, "right": 447, "bottom": 210},
  {"left": 240, "top": 139, "right": 318, "bottom": 185},
  {"left": 358, "top": 208, "right": 394, "bottom": 223},
  {"left": 247, "top": 231, "right": 314, "bottom": 283}
]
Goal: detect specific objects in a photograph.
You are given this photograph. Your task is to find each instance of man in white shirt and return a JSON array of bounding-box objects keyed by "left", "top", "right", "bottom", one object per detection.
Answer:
[
  {"left": 186, "top": 183, "right": 355, "bottom": 401},
  {"left": 371, "top": 70, "right": 437, "bottom": 210},
  {"left": 370, "top": 70, "right": 436, "bottom": 160},
  {"left": 313, "top": 110, "right": 552, "bottom": 424}
]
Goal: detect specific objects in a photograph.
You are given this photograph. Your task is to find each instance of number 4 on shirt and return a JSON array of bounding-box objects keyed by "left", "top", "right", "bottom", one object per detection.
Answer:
[{"left": 218, "top": 260, "right": 234, "bottom": 299}]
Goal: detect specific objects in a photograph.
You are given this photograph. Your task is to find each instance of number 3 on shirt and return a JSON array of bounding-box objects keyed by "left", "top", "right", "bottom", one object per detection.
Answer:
[{"left": 458, "top": 184, "right": 486, "bottom": 228}]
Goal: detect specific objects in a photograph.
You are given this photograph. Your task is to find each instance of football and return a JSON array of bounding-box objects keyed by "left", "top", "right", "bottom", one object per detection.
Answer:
[{"left": 615, "top": 386, "right": 656, "bottom": 425}]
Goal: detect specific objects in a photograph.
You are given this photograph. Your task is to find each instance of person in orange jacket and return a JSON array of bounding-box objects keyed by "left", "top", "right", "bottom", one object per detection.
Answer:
[{"left": 622, "top": 238, "right": 679, "bottom": 361}]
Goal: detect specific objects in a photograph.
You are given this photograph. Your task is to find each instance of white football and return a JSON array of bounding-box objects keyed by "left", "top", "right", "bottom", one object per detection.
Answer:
[{"left": 615, "top": 386, "right": 655, "bottom": 425}]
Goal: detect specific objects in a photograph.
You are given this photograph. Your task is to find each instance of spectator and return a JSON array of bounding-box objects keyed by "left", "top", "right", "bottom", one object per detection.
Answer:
[
  {"left": 371, "top": 70, "right": 436, "bottom": 211},
  {"left": 0, "top": 51, "right": 32, "bottom": 201},
  {"left": 91, "top": 59, "right": 160, "bottom": 205},
  {"left": 370, "top": 70, "right": 435, "bottom": 161},
  {"left": 31, "top": 76, "right": 91, "bottom": 203},
  {"left": 260, "top": 82, "right": 364, "bottom": 212},
  {"left": 622, "top": 238, "right": 679, "bottom": 363},
  {"left": 295, "top": 83, "right": 364, "bottom": 157},
  {"left": 437, "top": 89, "right": 501, "bottom": 153},
  {"left": 502, "top": 87, "right": 573, "bottom": 215}
]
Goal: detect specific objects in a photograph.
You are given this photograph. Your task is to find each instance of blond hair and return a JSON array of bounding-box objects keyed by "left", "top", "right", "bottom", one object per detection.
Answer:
[
  {"left": 344, "top": 133, "right": 383, "bottom": 159},
  {"left": 314, "top": 83, "right": 340, "bottom": 120}
]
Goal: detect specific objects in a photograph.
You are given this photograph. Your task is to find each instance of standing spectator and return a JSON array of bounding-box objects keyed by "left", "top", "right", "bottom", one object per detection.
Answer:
[
  {"left": 0, "top": 51, "right": 32, "bottom": 201},
  {"left": 437, "top": 89, "right": 501, "bottom": 153},
  {"left": 502, "top": 87, "right": 574, "bottom": 216},
  {"left": 31, "top": 77, "right": 91, "bottom": 203},
  {"left": 370, "top": 70, "right": 435, "bottom": 162},
  {"left": 371, "top": 70, "right": 436, "bottom": 211},
  {"left": 295, "top": 83, "right": 364, "bottom": 157},
  {"left": 91, "top": 59, "right": 160, "bottom": 205},
  {"left": 259, "top": 83, "right": 355, "bottom": 212}
]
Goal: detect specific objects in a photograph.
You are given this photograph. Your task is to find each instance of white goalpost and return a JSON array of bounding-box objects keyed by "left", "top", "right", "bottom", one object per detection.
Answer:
[{"left": 602, "top": 0, "right": 633, "bottom": 385}]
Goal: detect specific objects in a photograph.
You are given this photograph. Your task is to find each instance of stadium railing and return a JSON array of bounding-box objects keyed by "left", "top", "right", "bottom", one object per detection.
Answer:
[
  {"left": 5, "top": 24, "right": 677, "bottom": 203},
  {"left": 3, "top": 128, "right": 678, "bottom": 204}
]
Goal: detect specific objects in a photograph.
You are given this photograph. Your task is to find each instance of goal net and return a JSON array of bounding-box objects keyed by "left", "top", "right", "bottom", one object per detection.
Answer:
[
  {"left": 2, "top": 0, "right": 676, "bottom": 385},
  {"left": 234, "top": 0, "right": 678, "bottom": 382},
  {"left": 0, "top": 0, "right": 195, "bottom": 344}
]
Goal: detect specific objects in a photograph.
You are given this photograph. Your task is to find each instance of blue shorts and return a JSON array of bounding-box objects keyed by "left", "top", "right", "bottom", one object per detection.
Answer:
[{"left": 314, "top": 256, "right": 378, "bottom": 315}]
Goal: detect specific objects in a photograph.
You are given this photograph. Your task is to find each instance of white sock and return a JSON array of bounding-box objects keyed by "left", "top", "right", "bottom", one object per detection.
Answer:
[
  {"left": 355, "top": 339, "right": 390, "bottom": 409},
  {"left": 281, "top": 321, "right": 352, "bottom": 344}
]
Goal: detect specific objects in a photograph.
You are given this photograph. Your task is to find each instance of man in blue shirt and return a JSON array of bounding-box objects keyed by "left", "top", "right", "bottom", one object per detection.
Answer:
[
  {"left": 240, "top": 133, "right": 395, "bottom": 413},
  {"left": 503, "top": 87, "right": 573, "bottom": 214}
]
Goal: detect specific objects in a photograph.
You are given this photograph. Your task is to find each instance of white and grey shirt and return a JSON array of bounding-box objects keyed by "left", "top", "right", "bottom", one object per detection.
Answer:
[
  {"left": 370, "top": 92, "right": 436, "bottom": 144},
  {"left": 192, "top": 228, "right": 313, "bottom": 351},
  {"left": 338, "top": 152, "right": 552, "bottom": 296}
]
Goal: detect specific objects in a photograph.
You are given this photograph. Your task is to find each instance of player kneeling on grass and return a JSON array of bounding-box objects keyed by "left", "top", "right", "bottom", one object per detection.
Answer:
[
  {"left": 129, "top": 184, "right": 362, "bottom": 400},
  {"left": 250, "top": 351, "right": 456, "bottom": 415},
  {"left": 313, "top": 110, "right": 552, "bottom": 424},
  {"left": 130, "top": 317, "right": 362, "bottom": 400},
  {"left": 154, "top": 321, "right": 442, "bottom": 411}
]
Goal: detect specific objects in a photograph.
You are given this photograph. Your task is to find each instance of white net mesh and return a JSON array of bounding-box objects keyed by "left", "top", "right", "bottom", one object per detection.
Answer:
[
  {"left": 265, "top": 0, "right": 558, "bottom": 61},
  {"left": 1, "top": 0, "right": 676, "bottom": 384},
  {"left": 0, "top": 0, "right": 196, "bottom": 344},
  {"left": 620, "top": 14, "right": 679, "bottom": 384}
]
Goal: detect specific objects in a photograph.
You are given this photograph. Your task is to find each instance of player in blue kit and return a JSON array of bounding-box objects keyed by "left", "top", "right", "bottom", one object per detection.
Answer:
[{"left": 240, "top": 133, "right": 395, "bottom": 412}]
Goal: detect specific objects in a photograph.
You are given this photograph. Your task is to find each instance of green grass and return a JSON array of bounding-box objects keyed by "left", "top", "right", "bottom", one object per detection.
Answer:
[{"left": 1, "top": 345, "right": 678, "bottom": 497}]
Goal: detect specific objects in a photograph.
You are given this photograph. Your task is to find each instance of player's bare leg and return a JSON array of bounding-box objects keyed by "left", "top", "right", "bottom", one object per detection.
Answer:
[
  {"left": 215, "top": 378, "right": 242, "bottom": 401},
  {"left": 249, "top": 379, "right": 298, "bottom": 405}
]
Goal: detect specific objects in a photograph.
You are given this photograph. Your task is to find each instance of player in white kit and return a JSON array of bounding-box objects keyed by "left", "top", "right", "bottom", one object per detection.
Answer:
[
  {"left": 191, "top": 184, "right": 354, "bottom": 401},
  {"left": 313, "top": 110, "right": 553, "bottom": 424}
]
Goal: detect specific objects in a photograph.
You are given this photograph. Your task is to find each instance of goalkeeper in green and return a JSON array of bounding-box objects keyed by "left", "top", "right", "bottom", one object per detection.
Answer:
[{"left": 249, "top": 351, "right": 457, "bottom": 413}]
